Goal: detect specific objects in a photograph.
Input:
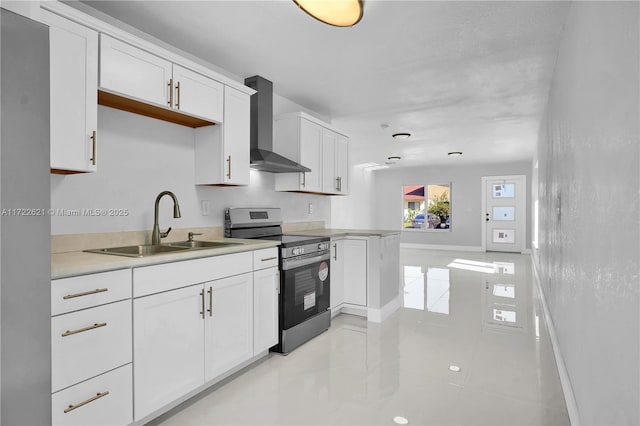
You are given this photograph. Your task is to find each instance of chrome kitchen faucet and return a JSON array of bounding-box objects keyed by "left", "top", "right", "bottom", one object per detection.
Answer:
[{"left": 152, "top": 191, "right": 181, "bottom": 245}]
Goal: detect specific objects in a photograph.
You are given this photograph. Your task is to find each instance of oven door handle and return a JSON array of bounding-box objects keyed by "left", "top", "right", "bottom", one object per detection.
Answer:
[{"left": 281, "top": 252, "right": 330, "bottom": 270}]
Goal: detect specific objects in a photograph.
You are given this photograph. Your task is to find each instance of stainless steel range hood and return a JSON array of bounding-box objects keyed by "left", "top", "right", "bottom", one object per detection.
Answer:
[{"left": 244, "top": 75, "right": 311, "bottom": 173}]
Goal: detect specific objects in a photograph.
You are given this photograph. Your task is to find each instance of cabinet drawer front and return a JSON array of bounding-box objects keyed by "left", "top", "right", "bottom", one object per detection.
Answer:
[
  {"left": 52, "top": 300, "right": 132, "bottom": 392},
  {"left": 133, "top": 251, "right": 252, "bottom": 297},
  {"left": 252, "top": 248, "right": 279, "bottom": 270},
  {"left": 52, "top": 364, "right": 132, "bottom": 426},
  {"left": 52, "top": 269, "right": 131, "bottom": 316}
]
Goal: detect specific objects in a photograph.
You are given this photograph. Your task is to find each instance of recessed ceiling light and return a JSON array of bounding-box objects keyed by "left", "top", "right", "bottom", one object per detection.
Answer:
[
  {"left": 393, "top": 416, "right": 409, "bottom": 425},
  {"left": 293, "top": 0, "right": 363, "bottom": 27},
  {"left": 387, "top": 156, "right": 401, "bottom": 161},
  {"left": 447, "top": 151, "right": 463, "bottom": 156},
  {"left": 392, "top": 133, "right": 411, "bottom": 140}
]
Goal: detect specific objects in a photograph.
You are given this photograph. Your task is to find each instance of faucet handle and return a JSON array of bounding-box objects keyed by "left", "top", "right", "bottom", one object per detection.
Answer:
[
  {"left": 188, "top": 231, "right": 203, "bottom": 242},
  {"left": 160, "top": 227, "right": 172, "bottom": 239}
]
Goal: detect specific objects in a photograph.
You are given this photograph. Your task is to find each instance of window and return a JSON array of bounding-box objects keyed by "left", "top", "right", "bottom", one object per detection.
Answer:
[{"left": 403, "top": 183, "right": 451, "bottom": 230}]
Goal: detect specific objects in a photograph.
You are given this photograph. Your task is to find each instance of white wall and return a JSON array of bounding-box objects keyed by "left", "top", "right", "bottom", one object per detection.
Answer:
[
  {"left": 51, "top": 104, "right": 331, "bottom": 235},
  {"left": 534, "top": 2, "right": 639, "bottom": 425},
  {"left": 372, "top": 162, "right": 531, "bottom": 248}
]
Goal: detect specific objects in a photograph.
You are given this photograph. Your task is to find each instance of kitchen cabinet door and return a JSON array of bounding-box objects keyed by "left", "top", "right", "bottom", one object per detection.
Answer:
[
  {"left": 172, "top": 64, "right": 223, "bottom": 122},
  {"left": 330, "top": 239, "right": 345, "bottom": 311},
  {"left": 44, "top": 11, "right": 98, "bottom": 173},
  {"left": 343, "top": 239, "right": 367, "bottom": 306},
  {"left": 204, "top": 272, "right": 253, "bottom": 382},
  {"left": 299, "top": 118, "right": 323, "bottom": 192},
  {"left": 100, "top": 34, "right": 172, "bottom": 108},
  {"left": 133, "top": 284, "right": 205, "bottom": 421},
  {"left": 335, "top": 134, "right": 349, "bottom": 194},
  {"left": 322, "top": 129, "right": 338, "bottom": 194},
  {"left": 253, "top": 267, "right": 279, "bottom": 355},
  {"left": 194, "top": 86, "right": 250, "bottom": 185}
]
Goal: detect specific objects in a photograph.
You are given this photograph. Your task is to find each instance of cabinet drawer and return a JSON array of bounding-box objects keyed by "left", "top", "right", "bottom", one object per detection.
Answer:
[
  {"left": 52, "top": 300, "right": 132, "bottom": 392},
  {"left": 52, "top": 364, "right": 132, "bottom": 426},
  {"left": 252, "top": 248, "right": 279, "bottom": 270},
  {"left": 52, "top": 269, "right": 131, "bottom": 316},
  {"left": 133, "top": 251, "right": 252, "bottom": 297}
]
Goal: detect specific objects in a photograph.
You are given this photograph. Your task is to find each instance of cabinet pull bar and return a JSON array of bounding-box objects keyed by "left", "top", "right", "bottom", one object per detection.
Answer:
[
  {"left": 175, "top": 81, "right": 181, "bottom": 109},
  {"left": 338, "top": 176, "right": 342, "bottom": 192},
  {"left": 61, "top": 322, "right": 107, "bottom": 337},
  {"left": 226, "top": 155, "right": 231, "bottom": 179},
  {"left": 333, "top": 243, "right": 338, "bottom": 261},
  {"left": 64, "top": 391, "right": 109, "bottom": 414},
  {"left": 90, "top": 130, "right": 97, "bottom": 166},
  {"left": 200, "top": 289, "right": 205, "bottom": 319},
  {"left": 261, "top": 256, "right": 277, "bottom": 262},
  {"left": 168, "top": 78, "right": 173, "bottom": 107},
  {"left": 207, "top": 286, "right": 213, "bottom": 317},
  {"left": 301, "top": 172, "right": 306, "bottom": 188},
  {"left": 63, "top": 288, "right": 108, "bottom": 300},
  {"left": 336, "top": 177, "right": 340, "bottom": 191}
]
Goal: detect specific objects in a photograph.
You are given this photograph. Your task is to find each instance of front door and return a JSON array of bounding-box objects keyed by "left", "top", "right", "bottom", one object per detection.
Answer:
[{"left": 482, "top": 175, "right": 526, "bottom": 253}]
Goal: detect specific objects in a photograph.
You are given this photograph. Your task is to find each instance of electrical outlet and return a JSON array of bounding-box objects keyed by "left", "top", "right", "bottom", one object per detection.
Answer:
[
  {"left": 201, "top": 200, "right": 210, "bottom": 216},
  {"left": 308, "top": 203, "right": 313, "bottom": 214}
]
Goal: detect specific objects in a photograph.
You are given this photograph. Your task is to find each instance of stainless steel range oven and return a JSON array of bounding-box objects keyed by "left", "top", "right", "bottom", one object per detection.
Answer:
[{"left": 225, "top": 208, "right": 331, "bottom": 354}]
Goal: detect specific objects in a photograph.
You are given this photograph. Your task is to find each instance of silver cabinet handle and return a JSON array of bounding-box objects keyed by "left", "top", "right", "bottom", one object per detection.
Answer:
[
  {"left": 207, "top": 286, "right": 213, "bottom": 317},
  {"left": 227, "top": 155, "right": 231, "bottom": 179},
  {"left": 301, "top": 172, "right": 306, "bottom": 188},
  {"left": 167, "top": 78, "right": 173, "bottom": 107},
  {"left": 333, "top": 243, "right": 338, "bottom": 261},
  {"left": 90, "top": 130, "right": 97, "bottom": 166},
  {"left": 175, "top": 81, "right": 181, "bottom": 109},
  {"left": 336, "top": 177, "right": 340, "bottom": 191},
  {"left": 61, "top": 322, "right": 107, "bottom": 337},
  {"left": 200, "top": 289, "right": 205, "bottom": 319},
  {"left": 63, "top": 288, "right": 108, "bottom": 300},
  {"left": 64, "top": 391, "right": 109, "bottom": 414},
  {"left": 261, "top": 256, "right": 277, "bottom": 262}
]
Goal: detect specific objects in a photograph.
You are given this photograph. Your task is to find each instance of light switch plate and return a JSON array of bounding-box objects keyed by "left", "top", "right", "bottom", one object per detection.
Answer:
[{"left": 201, "top": 200, "right": 210, "bottom": 216}]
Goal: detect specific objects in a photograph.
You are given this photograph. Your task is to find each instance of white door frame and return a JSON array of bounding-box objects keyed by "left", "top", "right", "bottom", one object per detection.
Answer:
[{"left": 481, "top": 175, "right": 527, "bottom": 253}]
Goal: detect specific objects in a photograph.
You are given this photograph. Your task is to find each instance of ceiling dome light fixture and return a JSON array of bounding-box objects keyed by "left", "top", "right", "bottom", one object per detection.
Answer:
[
  {"left": 392, "top": 133, "right": 411, "bottom": 140},
  {"left": 293, "top": 0, "right": 363, "bottom": 27},
  {"left": 448, "top": 151, "right": 463, "bottom": 156}
]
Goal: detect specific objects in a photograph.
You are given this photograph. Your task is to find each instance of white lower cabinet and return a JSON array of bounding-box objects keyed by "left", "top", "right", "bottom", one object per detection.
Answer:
[
  {"left": 343, "top": 239, "right": 368, "bottom": 306},
  {"left": 133, "top": 284, "right": 205, "bottom": 421},
  {"left": 204, "top": 272, "right": 254, "bottom": 382},
  {"left": 52, "top": 364, "right": 132, "bottom": 426},
  {"left": 330, "top": 239, "right": 345, "bottom": 311},
  {"left": 253, "top": 267, "right": 279, "bottom": 355}
]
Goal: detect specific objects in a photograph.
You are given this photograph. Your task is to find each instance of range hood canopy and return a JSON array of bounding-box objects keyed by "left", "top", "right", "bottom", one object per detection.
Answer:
[{"left": 244, "top": 75, "right": 311, "bottom": 173}]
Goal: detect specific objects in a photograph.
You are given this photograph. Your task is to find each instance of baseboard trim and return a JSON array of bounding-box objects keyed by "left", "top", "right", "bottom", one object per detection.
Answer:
[
  {"left": 530, "top": 255, "right": 580, "bottom": 425},
  {"left": 367, "top": 295, "right": 401, "bottom": 323},
  {"left": 400, "top": 243, "right": 484, "bottom": 252}
]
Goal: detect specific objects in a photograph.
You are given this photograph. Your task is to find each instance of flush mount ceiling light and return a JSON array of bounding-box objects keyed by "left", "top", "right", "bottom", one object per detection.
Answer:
[
  {"left": 448, "top": 151, "right": 463, "bottom": 156},
  {"left": 392, "top": 133, "right": 411, "bottom": 140},
  {"left": 293, "top": 0, "right": 363, "bottom": 27}
]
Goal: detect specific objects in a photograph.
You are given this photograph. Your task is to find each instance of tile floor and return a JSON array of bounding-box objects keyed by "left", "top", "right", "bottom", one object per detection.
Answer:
[{"left": 151, "top": 249, "right": 570, "bottom": 425}]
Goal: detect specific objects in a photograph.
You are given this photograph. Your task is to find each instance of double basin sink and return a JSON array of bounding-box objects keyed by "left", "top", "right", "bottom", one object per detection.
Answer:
[{"left": 85, "top": 240, "right": 242, "bottom": 258}]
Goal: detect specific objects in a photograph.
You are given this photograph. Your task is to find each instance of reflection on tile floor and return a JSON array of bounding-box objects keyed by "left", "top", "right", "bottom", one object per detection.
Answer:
[{"left": 152, "top": 250, "right": 570, "bottom": 426}]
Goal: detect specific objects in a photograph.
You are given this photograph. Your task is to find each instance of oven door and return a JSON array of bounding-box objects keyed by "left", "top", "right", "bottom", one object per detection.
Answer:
[{"left": 280, "top": 251, "right": 330, "bottom": 330}]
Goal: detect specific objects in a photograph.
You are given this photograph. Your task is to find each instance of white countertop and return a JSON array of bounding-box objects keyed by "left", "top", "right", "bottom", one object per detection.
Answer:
[{"left": 285, "top": 228, "right": 401, "bottom": 238}]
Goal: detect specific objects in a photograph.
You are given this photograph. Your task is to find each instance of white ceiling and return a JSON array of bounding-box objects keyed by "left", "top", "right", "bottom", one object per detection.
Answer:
[{"left": 79, "top": 0, "right": 570, "bottom": 169}]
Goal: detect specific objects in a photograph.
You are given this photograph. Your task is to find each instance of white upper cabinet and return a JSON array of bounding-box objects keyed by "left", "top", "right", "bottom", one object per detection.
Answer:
[
  {"left": 172, "top": 64, "right": 223, "bottom": 123},
  {"left": 99, "top": 34, "right": 223, "bottom": 126},
  {"left": 274, "top": 112, "right": 349, "bottom": 195},
  {"left": 100, "top": 34, "right": 171, "bottom": 108},
  {"left": 335, "top": 133, "right": 349, "bottom": 194},
  {"left": 43, "top": 11, "right": 98, "bottom": 174},
  {"left": 195, "top": 86, "right": 250, "bottom": 185}
]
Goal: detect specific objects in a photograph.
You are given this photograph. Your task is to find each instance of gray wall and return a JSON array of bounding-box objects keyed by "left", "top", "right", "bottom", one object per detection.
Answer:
[
  {"left": 534, "top": 2, "right": 639, "bottom": 424},
  {"left": 1, "top": 9, "right": 52, "bottom": 425},
  {"left": 373, "top": 162, "right": 531, "bottom": 248}
]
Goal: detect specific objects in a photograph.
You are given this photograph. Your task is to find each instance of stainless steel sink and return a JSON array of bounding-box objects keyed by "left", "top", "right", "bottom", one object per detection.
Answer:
[
  {"left": 168, "top": 240, "right": 243, "bottom": 249},
  {"left": 85, "top": 244, "right": 190, "bottom": 258}
]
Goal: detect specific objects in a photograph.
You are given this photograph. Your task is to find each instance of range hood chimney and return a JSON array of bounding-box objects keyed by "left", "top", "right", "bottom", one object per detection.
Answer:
[{"left": 244, "top": 75, "right": 311, "bottom": 173}]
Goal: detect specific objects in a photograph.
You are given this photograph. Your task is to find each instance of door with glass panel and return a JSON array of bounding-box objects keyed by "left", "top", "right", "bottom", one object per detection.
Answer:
[{"left": 482, "top": 175, "right": 526, "bottom": 253}]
